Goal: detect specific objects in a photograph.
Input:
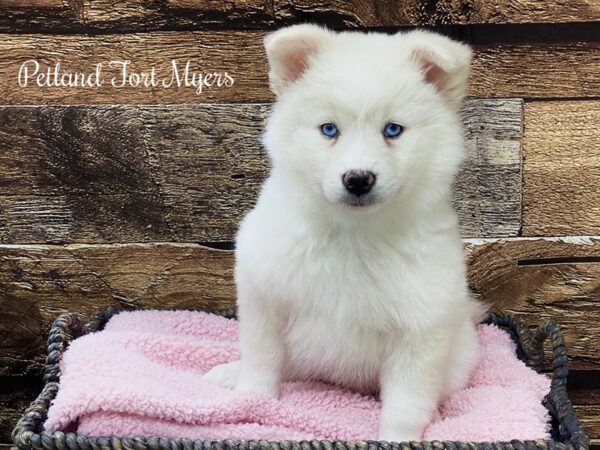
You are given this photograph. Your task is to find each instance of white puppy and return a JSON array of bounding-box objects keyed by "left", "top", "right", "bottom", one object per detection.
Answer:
[{"left": 204, "top": 25, "right": 484, "bottom": 442}]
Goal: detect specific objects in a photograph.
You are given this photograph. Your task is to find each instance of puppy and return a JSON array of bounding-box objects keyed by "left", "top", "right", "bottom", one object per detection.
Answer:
[{"left": 204, "top": 25, "right": 483, "bottom": 442}]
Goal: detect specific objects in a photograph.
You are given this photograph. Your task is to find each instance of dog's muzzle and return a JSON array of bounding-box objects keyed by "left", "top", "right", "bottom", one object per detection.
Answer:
[{"left": 341, "top": 170, "right": 376, "bottom": 197}]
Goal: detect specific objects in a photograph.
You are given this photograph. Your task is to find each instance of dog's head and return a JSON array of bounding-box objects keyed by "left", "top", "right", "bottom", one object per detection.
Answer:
[{"left": 262, "top": 25, "right": 471, "bottom": 213}]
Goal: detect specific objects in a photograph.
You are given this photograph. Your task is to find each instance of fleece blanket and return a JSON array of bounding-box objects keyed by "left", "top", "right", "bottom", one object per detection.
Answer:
[{"left": 45, "top": 310, "right": 551, "bottom": 442}]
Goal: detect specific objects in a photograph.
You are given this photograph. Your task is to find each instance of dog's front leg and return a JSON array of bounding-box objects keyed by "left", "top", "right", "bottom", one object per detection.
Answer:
[
  {"left": 235, "top": 295, "right": 284, "bottom": 399},
  {"left": 378, "top": 333, "right": 446, "bottom": 442}
]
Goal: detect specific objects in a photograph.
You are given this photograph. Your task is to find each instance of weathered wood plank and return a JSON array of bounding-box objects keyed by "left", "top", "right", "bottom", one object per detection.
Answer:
[
  {"left": 0, "top": 0, "right": 82, "bottom": 34},
  {"left": 0, "top": 100, "right": 522, "bottom": 243},
  {"left": 81, "top": 0, "right": 275, "bottom": 31},
  {"left": 0, "top": 33, "right": 262, "bottom": 104},
  {"left": 0, "top": 103, "right": 270, "bottom": 243},
  {"left": 1, "top": 236, "right": 599, "bottom": 375},
  {"left": 273, "top": 1, "right": 600, "bottom": 27},
  {"left": 0, "top": 243, "right": 235, "bottom": 375},
  {"left": 523, "top": 101, "right": 600, "bottom": 237},
  {"left": 1, "top": 1, "right": 598, "bottom": 32},
  {"left": 0, "top": 377, "right": 41, "bottom": 444},
  {"left": 466, "top": 236, "right": 600, "bottom": 370},
  {"left": 0, "top": 33, "right": 598, "bottom": 102},
  {"left": 0, "top": 0, "right": 276, "bottom": 33},
  {"left": 471, "top": 42, "right": 600, "bottom": 99},
  {"left": 567, "top": 371, "right": 600, "bottom": 449},
  {"left": 458, "top": 100, "right": 522, "bottom": 237},
  {"left": 570, "top": 387, "right": 600, "bottom": 447},
  {"left": 0, "top": 0, "right": 63, "bottom": 5}
]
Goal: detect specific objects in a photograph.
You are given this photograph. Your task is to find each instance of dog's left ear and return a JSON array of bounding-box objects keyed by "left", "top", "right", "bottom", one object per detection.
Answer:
[
  {"left": 400, "top": 30, "right": 472, "bottom": 110},
  {"left": 264, "top": 24, "right": 331, "bottom": 96}
]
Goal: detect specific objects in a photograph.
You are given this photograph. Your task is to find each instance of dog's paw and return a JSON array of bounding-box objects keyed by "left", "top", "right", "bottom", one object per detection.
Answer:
[
  {"left": 378, "top": 422, "right": 423, "bottom": 443},
  {"left": 235, "top": 378, "right": 280, "bottom": 399},
  {"left": 202, "top": 360, "right": 240, "bottom": 389},
  {"left": 378, "top": 430, "right": 421, "bottom": 443}
]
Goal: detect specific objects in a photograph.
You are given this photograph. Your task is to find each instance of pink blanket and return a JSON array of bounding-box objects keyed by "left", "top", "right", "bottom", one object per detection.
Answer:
[{"left": 45, "top": 310, "right": 551, "bottom": 442}]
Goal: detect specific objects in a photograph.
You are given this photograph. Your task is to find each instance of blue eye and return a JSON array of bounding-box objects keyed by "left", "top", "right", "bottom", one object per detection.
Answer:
[
  {"left": 383, "top": 122, "right": 404, "bottom": 139},
  {"left": 320, "top": 123, "right": 339, "bottom": 139}
]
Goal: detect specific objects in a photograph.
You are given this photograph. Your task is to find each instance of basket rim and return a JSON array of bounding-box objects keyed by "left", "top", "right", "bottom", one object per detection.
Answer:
[{"left": 12, "top": 308, "right": 591, "bottom": 450}]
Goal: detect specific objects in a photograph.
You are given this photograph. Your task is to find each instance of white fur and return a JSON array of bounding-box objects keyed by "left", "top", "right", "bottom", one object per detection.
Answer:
[{"left": 204, "top": 25, "right": 483, "bottom": 442}]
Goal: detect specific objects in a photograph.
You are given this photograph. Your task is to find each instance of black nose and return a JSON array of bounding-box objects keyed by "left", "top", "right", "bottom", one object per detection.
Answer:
[{"left": 342, "top": 170, "right": 376, "bottom": 196}]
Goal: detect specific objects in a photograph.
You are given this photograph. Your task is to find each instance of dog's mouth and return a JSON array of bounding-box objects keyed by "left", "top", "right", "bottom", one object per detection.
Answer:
[{"left": 340, "top": 194, "right": 378, "bottom": 209}]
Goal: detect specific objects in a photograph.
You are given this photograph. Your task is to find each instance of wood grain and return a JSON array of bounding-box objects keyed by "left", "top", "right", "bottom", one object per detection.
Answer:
[
  {"left": 523, "top": 101, "right": 600, "bottom": 237},
  {"left": 0, "top": 104, "right": 270, "bottom": 243},
  {"left": 0, "top": 33, "right": 598, "bottom": 103},
  {"left": 1, "top": 1, "right": 598, "bottom": 32},
  {"left": 273, "top": 1, "right": 600, "bottom": 27},
  {"left": 465, "top": 236, "right": 600, "bottom": 370},
  {"left": 570, "top": 388, "right": 600, "bottom": 447},
  {"left": 82, "top": 0, "right": 275, "bottom": 31},
  {"left": 0, "top": 33, "right": 264, "bottom": 104},
  {"left": 0, "top": 100, "right": 522, "bottom": 244},
  {"left": 0, "top": 0, "right": 82, "bottom": 34},
  {"left": 0, "top": 243, "right": 235, "bottom": 375},
  {"left": 1, "top": 236, "right": 599, "bottom": 376},
  {"left": 458, "top": 100, "right": 522, "bottom": 238},
  {"left": 0, "top": 0, "right": 64, "bottom": 5},
  {"left": 0, "top": 377, "right": 41, "bottom": 445},
  {"left": 471, "top": 42, "right": 600, "bottom": 99}
]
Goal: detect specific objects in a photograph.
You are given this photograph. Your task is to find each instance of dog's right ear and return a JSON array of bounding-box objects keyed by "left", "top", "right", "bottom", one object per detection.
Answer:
[
  {"left": 399, "top": 30, "right": 472, "bottom": 111},
  {"left": 264, "top": 24, "right": 330, "bottom": 96}
]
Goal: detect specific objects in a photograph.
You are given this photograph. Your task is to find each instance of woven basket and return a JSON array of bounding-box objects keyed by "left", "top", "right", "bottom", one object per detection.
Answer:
[{"left": 12, "top": 309, "right": 590, "bottom": 450}]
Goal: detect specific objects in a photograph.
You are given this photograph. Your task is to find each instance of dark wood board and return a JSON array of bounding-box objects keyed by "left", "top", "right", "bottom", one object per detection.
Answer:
[
  {"left": 0, "top": 100, "right": 522, "bottom": 244},
  {"left": 2, "top": 237, "right": 600, "bottom": 376},
  {"left": 0, "top": 1, "right": 599, "bottom": 32},
  {"left": 0, "top": 33, "right": 598, "bottom": 102}
]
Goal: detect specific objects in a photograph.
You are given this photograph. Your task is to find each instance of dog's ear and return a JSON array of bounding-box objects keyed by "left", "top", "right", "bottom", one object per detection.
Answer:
[
  {"left": 264, "top": 24, "right": 330, "bottom": 96},
  {"left": 400, "top": 30, "right": 472, "bottom": 110}
]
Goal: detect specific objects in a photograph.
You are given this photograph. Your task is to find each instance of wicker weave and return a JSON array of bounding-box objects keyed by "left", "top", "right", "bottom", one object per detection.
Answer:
[{"left": 12, "top": 309, "right": 590, "bottom": 450}]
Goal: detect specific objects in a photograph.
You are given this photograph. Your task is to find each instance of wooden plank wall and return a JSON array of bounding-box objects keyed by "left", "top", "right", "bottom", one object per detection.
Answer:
[{"left": 0, "top": 0, "right": 599, "bottom": 446}]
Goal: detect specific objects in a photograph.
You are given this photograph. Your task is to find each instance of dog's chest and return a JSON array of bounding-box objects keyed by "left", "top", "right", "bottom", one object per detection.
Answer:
[
  {"left": 275, "top": 232, "right": 423, "bottom": 318},
  {"left": 275, "top": 235, "right": 427, "bottom": 389},
  {"left": 237, "top": 204, "right": 463, "bottom": 387},
  {"left": 283, "top": 303, "right": 386, "bottom": 392}
]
